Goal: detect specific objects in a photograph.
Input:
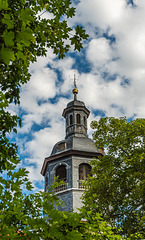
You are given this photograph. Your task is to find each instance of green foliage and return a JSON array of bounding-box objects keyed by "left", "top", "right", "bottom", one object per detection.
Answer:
[
  {"left": 0, "top": 0, "right": 88, "bottom": 104},
  {"left": 0, "top": 158, "right": 33, "bottom": 239},
  {"left": 80, "top": 208, "right": 123, "bottom": 240},
  {"left": 82, "top": 117, "right": 145, "bottom": 239},
  {"left": 1, "top": 178, "right": 122, "bottom": 239}
]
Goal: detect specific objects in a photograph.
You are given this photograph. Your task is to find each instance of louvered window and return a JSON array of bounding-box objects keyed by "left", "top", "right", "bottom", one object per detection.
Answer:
[
  {"left": 79, "top": 163, "right": 91, "bottom": 180},
  {"left": 76, "top": 114, "right": 81, "bottom": 124},
  {"left": 56, "top": 165, "right": 66, "bottom": 182},
  {"left": 84, "top": 116, "right": 86, "bottom": 126},
  {"left": 70, "top": 115, "right": 73, "bottom": 125}
]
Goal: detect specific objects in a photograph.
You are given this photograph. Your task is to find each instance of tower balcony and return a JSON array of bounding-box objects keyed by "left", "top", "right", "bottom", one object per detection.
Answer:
[{"left": 54, "top": 180, "right": 67, "bottom": 193}]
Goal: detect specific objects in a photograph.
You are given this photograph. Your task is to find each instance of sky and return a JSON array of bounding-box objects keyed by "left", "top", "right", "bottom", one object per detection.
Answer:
[{"left": 10, "top": 0, "right": 145, "bottom": 191}]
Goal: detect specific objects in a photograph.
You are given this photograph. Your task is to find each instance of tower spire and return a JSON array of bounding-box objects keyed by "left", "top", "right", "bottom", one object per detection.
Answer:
[{"left": 72, "top": 74, "right": 78, "bottom": 100}]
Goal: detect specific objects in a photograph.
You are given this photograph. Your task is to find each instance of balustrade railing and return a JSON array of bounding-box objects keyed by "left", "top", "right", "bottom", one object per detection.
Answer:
[
  {"left": 54, "top": 181, "right": 67, "bottom": 193},
  {"left": 78, "top": 180, "right": 85, "bottom": 189}
]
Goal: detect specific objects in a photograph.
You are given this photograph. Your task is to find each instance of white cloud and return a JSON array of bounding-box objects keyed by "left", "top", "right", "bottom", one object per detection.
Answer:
[
  {"left": 17, "top": 98, "right": 68, "bottom": 182},
  {"left": 71, "top": 0, "right": 126, "bottom": 30},
  {"left": 20, "top": 67, "right": 57, "bottom": 112},
  {"left": 23, "top": 122, "right": 64, "bottom": 183},
  {"left": 87, "top": 38, "right": 112, "bottom": 66},
  {"left": 25, "top": 123, "right": 64, "bottom": 161}
]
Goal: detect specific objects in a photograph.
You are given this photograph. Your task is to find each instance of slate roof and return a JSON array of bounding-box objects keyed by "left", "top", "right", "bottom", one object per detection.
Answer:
[{"left": 51, "top": 136, "right": 99, "bottom": 156}]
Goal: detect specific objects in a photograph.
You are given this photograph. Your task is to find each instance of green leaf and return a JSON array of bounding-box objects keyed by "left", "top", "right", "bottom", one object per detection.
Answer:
[
  {"left": 0, "top": 0, "right": 9, "bottom": 10},
  {"left": 19, "top": 8, "right": 34, "bottom": 24},
  {"left": 13, "top": 128, "right": 17, "bottom": 133},
  {"left": 2, "top": 14, "right": 14, "bottom": 29},
  {"left": 16, "top": 51, "right": 26, "bottom": 61},
  {"left": 17, "top": 43, "right": 23, "bottom": 51},
  {"left": 26, "top": 181, "right": 33, "bottom": 191},
  {"left": 0, "top": 47, "right": 15, "bottom": 65},
  {"left": 3, "top": 30, "right": 14, "bottom": 47},
  {"left": 17, "top": 27, "right": 35, "bottom": 46}
]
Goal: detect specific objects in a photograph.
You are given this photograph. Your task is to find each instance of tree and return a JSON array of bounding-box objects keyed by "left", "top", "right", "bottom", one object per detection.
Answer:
[
  {"left": 0, "top": 0, "right": 88, "bottom": 171},
  {"left": 82, "top": 117, "right": 145, "bottom": 239},
  {"left": 1, "top": 180, "right": 123, "bottom": 239},
  {"left": 0, "top": 0, "right": 88, "bottom": 104}
]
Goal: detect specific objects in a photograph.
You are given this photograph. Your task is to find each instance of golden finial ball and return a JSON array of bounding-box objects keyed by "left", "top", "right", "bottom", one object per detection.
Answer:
[{"left": 72, "top": 88, "right": 78, "bottom": 95}]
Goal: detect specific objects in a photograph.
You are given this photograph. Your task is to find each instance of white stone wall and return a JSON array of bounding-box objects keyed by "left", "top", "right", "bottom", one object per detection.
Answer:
[{"left": 73, "top": 190, "right": 84, "bottom": 212}]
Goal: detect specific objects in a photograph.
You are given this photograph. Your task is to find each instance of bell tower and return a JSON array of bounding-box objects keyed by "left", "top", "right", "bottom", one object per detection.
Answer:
[{"left": 41, "top": 79, "right": 102, "bottom": 212}]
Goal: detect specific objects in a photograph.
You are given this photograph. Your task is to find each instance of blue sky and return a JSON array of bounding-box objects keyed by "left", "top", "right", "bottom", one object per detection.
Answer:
[{"left": 9, "top": 0, "right": 145, "bottom": 191}]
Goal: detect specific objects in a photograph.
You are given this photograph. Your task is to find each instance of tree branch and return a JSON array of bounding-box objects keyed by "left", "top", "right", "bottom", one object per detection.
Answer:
[{"left": 120, "top": 146, "right": 131, "bottom": 159}]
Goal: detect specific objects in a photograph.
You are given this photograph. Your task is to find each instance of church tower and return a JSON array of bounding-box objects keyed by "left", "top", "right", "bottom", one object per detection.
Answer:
[{"left": 41, "top": 80, "right": 102, "bottom": 212}]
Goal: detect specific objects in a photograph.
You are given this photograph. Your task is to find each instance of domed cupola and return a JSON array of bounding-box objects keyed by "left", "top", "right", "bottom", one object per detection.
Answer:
[{"left": 62, "top": 81, "right": 90, "bottom": 139}]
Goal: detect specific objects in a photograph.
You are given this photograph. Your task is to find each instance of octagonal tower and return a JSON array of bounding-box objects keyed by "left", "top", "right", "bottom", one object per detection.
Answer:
[{"left": 41, "top": 84, "right": 102, "bottom": 212}]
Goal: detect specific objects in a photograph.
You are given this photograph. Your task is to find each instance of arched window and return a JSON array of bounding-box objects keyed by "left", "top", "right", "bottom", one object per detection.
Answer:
[
  {"left": 76, "top": 114, "right": 81, "bottom": 124},
  {"left": 55, "top": 165, "right": 67, "bottom": 192},
  {"left": 45, "top": 174, "right": 48, "bottom": 191},
  {"left": 79, "top": 163, "right": 91, "bottom": 180},
  {"left": 84, "top": 116, "right": 86, "bottom": 126},
  {"left": 70, "top": 115, "right": 73, "bottom": 125},
  {"left": 66, "top": 116, "right": 69, "bottom": 126},
  {"left": 56, "top": 165, "right": 66, "bottom": 182}
]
